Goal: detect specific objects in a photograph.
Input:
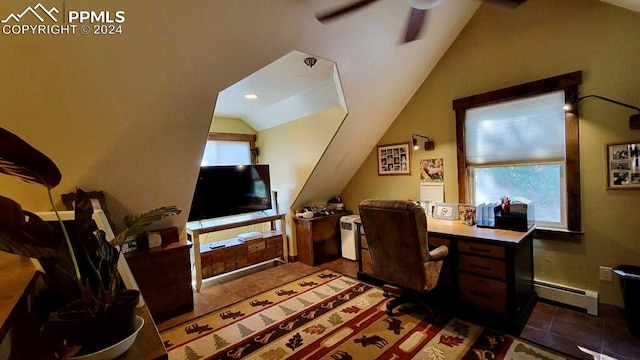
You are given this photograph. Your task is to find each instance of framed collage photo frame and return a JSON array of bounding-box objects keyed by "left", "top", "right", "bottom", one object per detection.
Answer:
[
  {"left": 377, "top": 142, "right": 411, "bottom": 175},
  {"left": 606, "top": 141, "right": 640, "bottom": 189}
]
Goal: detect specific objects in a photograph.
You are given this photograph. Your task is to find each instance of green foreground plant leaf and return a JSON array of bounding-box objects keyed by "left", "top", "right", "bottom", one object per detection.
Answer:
[{"left": 0, "top": 127, "right": 62, "bottom": 188}]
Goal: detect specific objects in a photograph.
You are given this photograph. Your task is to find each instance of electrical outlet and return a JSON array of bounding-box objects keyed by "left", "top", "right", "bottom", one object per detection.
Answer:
[{"left": 600, "top": 266, "right": 613, "bottom": 282}]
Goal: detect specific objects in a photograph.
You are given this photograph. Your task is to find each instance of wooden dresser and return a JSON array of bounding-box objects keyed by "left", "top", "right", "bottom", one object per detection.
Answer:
[
  {"left": 294, "top": 212, "right": 345, "bottom": 266},
  {"left": 125, "top": 241, "right": 194, "bottom": 323},
  {"left": 356, "top": 218, "right": 536, "bottom": 334}
]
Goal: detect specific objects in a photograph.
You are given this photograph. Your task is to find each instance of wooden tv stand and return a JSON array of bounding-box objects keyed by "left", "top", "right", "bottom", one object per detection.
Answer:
[{"left": 186, "top": 212, "right": 288, "bottom": 292}]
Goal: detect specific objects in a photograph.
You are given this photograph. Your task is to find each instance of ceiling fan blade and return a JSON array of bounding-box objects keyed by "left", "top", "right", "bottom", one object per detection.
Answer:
[
  {"left": 481, "top": 0, "right": 527, "bottom": 8},
  {"left": 402, "top": 7, "right": 427, "bottom": 43},
  {"left": 316, "top": 0, "right": 380, "bottom": 22}
]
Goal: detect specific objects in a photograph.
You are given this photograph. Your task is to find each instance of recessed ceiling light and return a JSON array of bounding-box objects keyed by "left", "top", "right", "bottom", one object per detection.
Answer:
[{"left": 244, "top": 94, "right": 259, "bottom": 99}]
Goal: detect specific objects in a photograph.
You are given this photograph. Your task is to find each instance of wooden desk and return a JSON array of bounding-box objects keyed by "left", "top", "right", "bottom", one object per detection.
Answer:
[
  {"left": 294, "top": 212, "right": 345, "bottom": 266},
  {"left": 356, "top": 218, "right": 536, "bottom": 334},
  {"left": 0, "top": 252, "right": 167, "bottom": 359},
  {"left": 0, "top": 253, "right": 40, "bottom": 343}
]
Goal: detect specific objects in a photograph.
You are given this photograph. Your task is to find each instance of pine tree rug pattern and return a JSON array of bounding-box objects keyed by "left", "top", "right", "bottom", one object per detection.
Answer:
[{"left": 161, "top": 270, "right": 576, "bottom": 360}]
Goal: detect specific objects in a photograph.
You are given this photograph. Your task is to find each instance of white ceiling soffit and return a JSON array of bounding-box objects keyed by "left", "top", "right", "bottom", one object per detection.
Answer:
[
  {"left": 246, "top": 78, "right": 344, "bottom": 131},
  {"left": 599, "top": 0, "right": 640, "bottom": 13},
  {"left": 213, "top": 50, "right": 344, "bottom": 131}
]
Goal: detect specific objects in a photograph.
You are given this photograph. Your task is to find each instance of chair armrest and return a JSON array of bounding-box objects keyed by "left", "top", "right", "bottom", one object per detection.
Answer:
[{"left": 428, "top": 245, "right": 448, "bottom": 261}]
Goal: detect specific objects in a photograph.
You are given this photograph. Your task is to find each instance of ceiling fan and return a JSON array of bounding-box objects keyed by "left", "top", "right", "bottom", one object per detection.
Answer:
[{"left": 315, "top": 0, "right": 527, "bottom": 44}]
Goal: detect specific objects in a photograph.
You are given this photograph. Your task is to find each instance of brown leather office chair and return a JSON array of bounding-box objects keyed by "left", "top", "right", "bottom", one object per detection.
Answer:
[{"left": 358, "top": 199, "right": 448, "bottom": 316}]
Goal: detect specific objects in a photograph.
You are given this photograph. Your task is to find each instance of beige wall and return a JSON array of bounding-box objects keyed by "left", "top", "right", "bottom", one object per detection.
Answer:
[
  {"left": 0, "top": 2, "right": 235, "bottom": 231},
  {"left": 342, "top": 0, "right": 640, "bottom": 306},
  {"left": 210, "top": 116, "right": 257, "bottom": 134},
  {"left": 260, "top": 106, "right": 346, "bottom": 254},
  {"left": 0, "top": 1, "right": 318, "bottom": 233}
]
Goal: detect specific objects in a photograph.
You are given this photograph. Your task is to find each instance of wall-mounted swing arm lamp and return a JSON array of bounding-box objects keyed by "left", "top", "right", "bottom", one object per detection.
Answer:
[
  {"left": 565, "top": 94, "right": 640, "bottom": 130},
  {"left": 411, "top": 134, "right": 435, "bottom": 151}
]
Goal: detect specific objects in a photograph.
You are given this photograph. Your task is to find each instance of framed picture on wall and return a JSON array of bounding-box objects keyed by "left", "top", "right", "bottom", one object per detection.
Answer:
[
  {"left": 606, "top": 141, "right": 640, "bottom": 189},
  {"left": 377, "top": 142, "right": 411, "bottom": 175},
  {"left": 419, "top": 158, "right": 444, "bottom": 182}
]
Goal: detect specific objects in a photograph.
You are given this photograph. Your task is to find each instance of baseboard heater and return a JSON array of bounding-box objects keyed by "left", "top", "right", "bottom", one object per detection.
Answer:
[{"left": 534, "top": 279, "right": 599, "bottom": 316}]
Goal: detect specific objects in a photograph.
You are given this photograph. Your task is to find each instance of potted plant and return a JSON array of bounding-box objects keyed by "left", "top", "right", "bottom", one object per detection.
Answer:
[{"left": 0, "top": 127, "right": 181, "bottom": 357}]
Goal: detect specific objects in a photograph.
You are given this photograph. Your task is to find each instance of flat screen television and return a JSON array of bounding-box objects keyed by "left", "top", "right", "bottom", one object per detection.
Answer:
[{"left": 188, "top": 165, "right": 272, "bottom": 222}]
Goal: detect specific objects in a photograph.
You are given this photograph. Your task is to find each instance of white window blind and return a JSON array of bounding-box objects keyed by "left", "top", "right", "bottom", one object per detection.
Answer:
[
  {"left": 465, "top": 91, "right": 565, "bottom": 165},
  {"left": 201, "top": 140, "right": 251, "bottom": 166}
]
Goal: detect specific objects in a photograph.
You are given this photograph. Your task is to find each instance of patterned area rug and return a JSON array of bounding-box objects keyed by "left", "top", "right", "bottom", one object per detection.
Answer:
[{"left": 161, "top": 270, "right": 573, "bottom": 360}]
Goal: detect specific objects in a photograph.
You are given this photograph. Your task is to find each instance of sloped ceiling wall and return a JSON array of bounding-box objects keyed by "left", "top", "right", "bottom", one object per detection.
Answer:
[{"left": 0, "top": 0, "right": 478, "bottom": 229}]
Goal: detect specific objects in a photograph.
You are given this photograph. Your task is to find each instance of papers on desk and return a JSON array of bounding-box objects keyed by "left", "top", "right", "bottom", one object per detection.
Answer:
[
  {"left": 476, "top": 203, "right": 497, "bottom": 228},
  {"left": 419, "top": 183, "right": 444, "bottom": 216}
]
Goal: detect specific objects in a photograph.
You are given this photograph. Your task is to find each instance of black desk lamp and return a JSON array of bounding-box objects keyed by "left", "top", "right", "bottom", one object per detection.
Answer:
[
  {"left": 567, "top": 94, "right": 640, "bottom": 130},
  {"left": 411, "top": 134, "right": 435, "bottom": 151}
]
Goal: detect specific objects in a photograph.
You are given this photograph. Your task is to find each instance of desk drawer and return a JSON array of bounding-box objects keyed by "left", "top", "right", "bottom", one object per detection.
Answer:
[
  {"left": 225, "top": 244, "right": 247, "bottom": 258},
  {"left": 202, "top": 263, "right": 224, "bottom": 278},
  {"left": 458, "top": 241, "right": 505, "bottom": 259},
  {"left": 428, "top": 235, "right": 450, "bottom": 249},
  {"left": 201, "top": 249, "right": 224, "bottom": 265},
  {"left": 459, "top": 254, "right": 506, "bottom": 280},
  {"left": 247, "top": 240, "right": 266, "bottom": 252},
  {"left": 459, "top": 273, "right": 507, "bottom": 316}
]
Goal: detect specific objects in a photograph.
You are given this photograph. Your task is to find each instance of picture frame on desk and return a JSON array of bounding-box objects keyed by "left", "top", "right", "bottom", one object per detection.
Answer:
[
  {"left": 458, "top": 204, "right": 477, "bottom": 226},
  {"left": 432, "top": 202, "right": 457, "bottom": 220},
  {"left": 377, "top": 142, "right": 411, "bottom": 175},
  {"left": 606, "top": 141, "right": 640, "bottom": 189}
]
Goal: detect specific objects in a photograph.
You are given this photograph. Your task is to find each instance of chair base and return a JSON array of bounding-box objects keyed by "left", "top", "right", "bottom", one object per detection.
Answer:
[{"left": 382, "top": 284, "right": 436, "bottom": 318}]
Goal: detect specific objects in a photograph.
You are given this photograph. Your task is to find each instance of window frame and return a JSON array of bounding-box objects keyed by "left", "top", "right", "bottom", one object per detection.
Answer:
[
  {"left": 452, "top": 71, "right": 583, "bottom": 241},
  {"left": 206, "top": 132, "right": 258, "bottom": 165}
]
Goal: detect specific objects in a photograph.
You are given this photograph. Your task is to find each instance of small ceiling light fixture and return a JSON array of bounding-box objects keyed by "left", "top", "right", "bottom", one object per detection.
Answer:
[
  {"left": 244, "top": 93, "right": 259, "bottom": 99},
  {"left": 304, "top": 57, "right": 317, "bottom": 68},
  {"left": 566, "top": 94, "right": 640, "bottom": 130},
  {"left": 411, "top": 133, "right": 435, "bottom": 151}
]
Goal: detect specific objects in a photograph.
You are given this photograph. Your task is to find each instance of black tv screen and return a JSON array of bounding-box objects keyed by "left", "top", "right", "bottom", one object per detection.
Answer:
[{"left": 188, "top": 165, "right": 272, "bottom": 221}]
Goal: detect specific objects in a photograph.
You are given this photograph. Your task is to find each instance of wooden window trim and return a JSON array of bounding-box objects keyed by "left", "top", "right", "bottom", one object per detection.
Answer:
[
  {"left": 452, "top": 71, "right": 582, "bottom": 239},
  {"left": 207, "top": 132, "right": 258, "bottom": 164}
]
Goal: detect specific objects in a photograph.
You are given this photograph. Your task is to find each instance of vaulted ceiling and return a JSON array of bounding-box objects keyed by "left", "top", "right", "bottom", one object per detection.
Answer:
[{"left": 214, "top": 0, "right": 640, "bottom": 211}]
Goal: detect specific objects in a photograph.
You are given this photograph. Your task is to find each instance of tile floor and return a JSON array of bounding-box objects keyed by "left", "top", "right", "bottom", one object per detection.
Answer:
[{"left": 157, "top": 259, "right": 639, "bottom": 360}]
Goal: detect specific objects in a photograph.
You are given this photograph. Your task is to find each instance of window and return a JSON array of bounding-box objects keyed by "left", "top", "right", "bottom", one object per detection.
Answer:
[
  {"left": 201, "top": 132, "right": 257, "bottom": 166},
  {"left": 466, "top": 91, "right": 566, "bottom": 228},
  {"left": 453, "top": 72, "right": 582, "bottom": 239}
]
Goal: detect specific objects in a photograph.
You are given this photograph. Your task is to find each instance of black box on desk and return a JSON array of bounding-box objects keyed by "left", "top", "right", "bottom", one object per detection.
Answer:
[
  {"left": 495, "top": 215, "right": 531, "bottom": 232},
  {"left": 494, "top": 200, "right": 534, "bottom": 232}
]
